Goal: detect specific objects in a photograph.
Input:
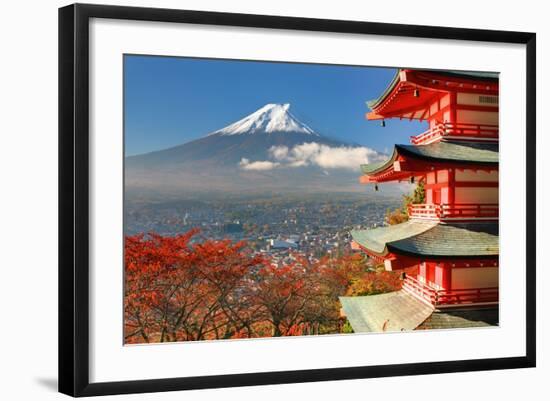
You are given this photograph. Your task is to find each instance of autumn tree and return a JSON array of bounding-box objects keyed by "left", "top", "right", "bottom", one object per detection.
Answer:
[
  {"left": 125, "top": 230, "right": 405, "bottom": 343},
  {"left": 250, "top": 260, "right": 323, "bottom": 336},
  {"left": 124, "top": 230, "right": 264, "bottom": 343}
]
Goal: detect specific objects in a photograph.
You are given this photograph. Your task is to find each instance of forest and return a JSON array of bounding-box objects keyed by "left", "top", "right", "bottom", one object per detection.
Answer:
[{"left": 124, "top": 229, "right": 403, "bottom": 343}]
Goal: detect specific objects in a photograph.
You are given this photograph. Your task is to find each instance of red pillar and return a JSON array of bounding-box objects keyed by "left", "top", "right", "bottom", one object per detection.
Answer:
[
  {"left": 443, "top": 262, "right": 452, "bottom": 290},
  {"left": 419, "top": 262, "right": 426, "bottom": 281},
  {"left": 448, "top": 168, "right": 455, "bottom": 206},
  {"left": 450, "top": 92, "right": 457, "bottom": 123}
]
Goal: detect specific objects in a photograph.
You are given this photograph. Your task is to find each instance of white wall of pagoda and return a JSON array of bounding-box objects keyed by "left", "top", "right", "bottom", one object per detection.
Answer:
[
  {"left": 424, "top": 169, "right": 498, "bottom": 206},
  {"left": 416, "top": 261, "right": 499, "bottom": 291},
  {"left": 451, "top": 266, "right": 499, "bottom": 289},
  {"left": 455, "top": 187, "right": 498, "bottom": 204},
  {"left": 457, "top": 110, "right": 499, "bottom": 125},
  {"left": 455, "top": 169, "right": 499, "bottom": 204},
  {"left": 456, "top": 92, "right": 499, "bottom": 125},
  {"left": 456, "top": 170, "right": 498, "bottom": 181},
  {"left": 456, "top": 93, "right": 498, "bottom": 106}
]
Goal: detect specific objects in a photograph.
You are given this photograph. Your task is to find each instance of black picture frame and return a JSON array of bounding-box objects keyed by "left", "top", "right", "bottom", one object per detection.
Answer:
[{"left": 59, "top": 3, "right": 536, "bottom": 397}]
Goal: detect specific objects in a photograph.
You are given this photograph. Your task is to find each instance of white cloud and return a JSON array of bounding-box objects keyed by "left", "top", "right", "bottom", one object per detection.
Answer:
[
  {"left": 269, "top": 145, "right": 289, "bottom": 160},
  {"left": 239, "top": 142, "right": 385, "bottom": 171},
  {"left": 267, "top": 142, "right": 385, "bottom": 170},
  {"left": 239, "top": 158, "right": 280, "bottom": 171}
]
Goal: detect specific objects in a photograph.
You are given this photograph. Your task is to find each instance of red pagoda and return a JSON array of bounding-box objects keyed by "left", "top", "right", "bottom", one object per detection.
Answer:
[{"left": 340, "top": 69, "right": 499, "bottom": 332}]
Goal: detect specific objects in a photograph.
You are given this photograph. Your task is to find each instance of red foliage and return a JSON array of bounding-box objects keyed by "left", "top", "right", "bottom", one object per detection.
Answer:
[
  {"left": 124, "top": 230, "right": 402, "bottom": 343},
  {"left": 124, "top": 229, "right": 263, "bottom": 343}
]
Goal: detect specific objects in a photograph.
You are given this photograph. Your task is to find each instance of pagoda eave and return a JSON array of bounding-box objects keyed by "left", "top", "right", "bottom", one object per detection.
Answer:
[
  {"left": 367, "top": 69, "right": 499, "bottom": 120},
  {"left": 366, "top": 111, "right": 384, "bottom": 121},
  {"left": 359, "top": 169, "right": 412, "bottom": 184},
  {"left": 351, "top": 222, "right": 498, "bottom": 261},
  {"left": 352, "top": 241, "right": 389, "bottom": 262},
  {"left": 360, "top": 159, "right": 497, "bottom": 184},
  {"left": 361, "top": 141, "right": 499, "bottom": 183}
]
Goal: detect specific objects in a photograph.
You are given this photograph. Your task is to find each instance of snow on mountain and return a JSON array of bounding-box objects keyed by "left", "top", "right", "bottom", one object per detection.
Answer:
[{"left": 211, "top": 103, "right": 318, "bottom": 136}]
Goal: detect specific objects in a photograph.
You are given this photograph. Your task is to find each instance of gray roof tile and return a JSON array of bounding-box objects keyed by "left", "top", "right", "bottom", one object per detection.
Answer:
[
  {"left": 340, "top": 290, "right": 434, "bottom": 332},
  {"left": 361, "top": 141, "right": 499, "bottom": 175},
  {"left": 351, "top": 221, "right": 437, "bottom": 254},
  {"left": 397, "top": 142, "right": 499, "bottom": 164},
  {"left": 417, "top": 307, "right": 499, "bottom": 330},
  {"left": 352, "top": 221, "right": 499, "bottom": 257}
]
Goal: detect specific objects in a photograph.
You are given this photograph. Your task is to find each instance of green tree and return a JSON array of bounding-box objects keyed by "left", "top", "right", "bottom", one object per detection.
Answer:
[
  {"left": 384, "top": 180, "right": 425, "bottom": 225},
  {"left": 403, "top": 180, "right": 426, "bottom": 206},
  {"left": 342, "top": 319, "right": 355, "bottom": 334}
]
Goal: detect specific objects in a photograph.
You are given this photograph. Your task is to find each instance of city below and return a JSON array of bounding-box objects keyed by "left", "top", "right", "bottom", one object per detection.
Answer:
[{"left": 124, "top": 192, "right": 403, "bottom": 265}]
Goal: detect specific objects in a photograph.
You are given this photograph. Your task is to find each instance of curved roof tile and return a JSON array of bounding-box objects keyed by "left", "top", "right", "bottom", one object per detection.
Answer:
[
  {"left": 360, "top": 141, "right": 499, "bottom": 176},
  {"left": 352, "top": 221, "right": 499, "bottom": 257}
]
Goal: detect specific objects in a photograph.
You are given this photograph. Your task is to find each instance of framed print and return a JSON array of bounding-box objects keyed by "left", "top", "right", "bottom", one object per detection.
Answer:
[{"left": 58, "top": 3, "right": 536, "bottom": 397}]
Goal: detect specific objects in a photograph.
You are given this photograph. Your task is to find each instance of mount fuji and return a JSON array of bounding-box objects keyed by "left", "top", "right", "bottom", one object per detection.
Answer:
[
  {"left": 210, "top": 103, "right": 318, "bottom": 136},
  {"left": 125, "top": 103, "right": 386, "bottom": 196}
]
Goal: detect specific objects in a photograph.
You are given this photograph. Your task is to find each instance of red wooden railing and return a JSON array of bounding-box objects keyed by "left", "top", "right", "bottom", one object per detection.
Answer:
[
  {"left": 408, "top": 203, "right": 499, "bottom": 220},
  {"left": 410, "top": 122, "right": 499, "bottom": 145},
  {"left": 402, "top": 275, "right": 437, "bottom": 305},
  {"left": 436, "top": 287, "right": 499, "bottom": 306},
  {"left": 403, "top": 275, "right": 499, "bottom": 307}
]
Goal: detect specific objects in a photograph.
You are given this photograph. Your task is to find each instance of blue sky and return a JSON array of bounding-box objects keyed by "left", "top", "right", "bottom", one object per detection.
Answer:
[{"left": 124, "top": 55, "right": 427, "bottom": 156}]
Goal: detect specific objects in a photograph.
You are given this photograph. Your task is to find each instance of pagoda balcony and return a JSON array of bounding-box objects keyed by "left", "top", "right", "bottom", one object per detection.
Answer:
[
  {"left": 408, "top": 203, "right": 499, "bottom": 221},
  {"left": 402, "top": 275, "right": 499, "bottom": 308},
  {"left": 410, "top": 122, "right": 499, "bottom": 145}
]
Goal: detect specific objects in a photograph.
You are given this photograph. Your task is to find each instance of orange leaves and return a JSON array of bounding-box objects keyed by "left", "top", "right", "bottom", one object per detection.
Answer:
[
  {"left": 345, "top": 270, "right": 402, "bottom": 296},
  {"left": 124, "top": 230, "right": 402, "bottom": 343},
  {"left": 124, "top": 229, "right": 267, "bottom": 343}
]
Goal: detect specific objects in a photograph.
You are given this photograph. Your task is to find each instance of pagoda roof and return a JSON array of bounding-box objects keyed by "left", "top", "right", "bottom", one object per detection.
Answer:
[
  {"left": 368, "top": 69, "right": 499, "bottom": 109},
  {"left": 340, "top": 290, "right": 434, "bottom": 332},
  {"left": 416, "top": 307, "right": 499, "bottom": 330},
  {"left": 437, "top": 70, "right": 499, "bottom": 81},
  {"left": 351, "top": 220, "right": 437, "bottom": 254},
  {"left": 367, "top": 69, "right": 499, "bottom": 120},
  {"left": 366, "top": 70, "right": 401, "bottom": 110},
  {"left": 361, "top": 141, "right": 499, "bottom": 176},
  {"left": 351, "top": 221, "right": 499, "bottom": 258},
  {"left": 341, "top": 292, "right": 498, "bottom": 333}
]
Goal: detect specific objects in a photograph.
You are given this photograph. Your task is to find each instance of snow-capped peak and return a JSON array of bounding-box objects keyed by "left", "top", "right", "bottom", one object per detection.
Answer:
[{"left": 210, "top": 103, "right": 319, "bottom": 136}]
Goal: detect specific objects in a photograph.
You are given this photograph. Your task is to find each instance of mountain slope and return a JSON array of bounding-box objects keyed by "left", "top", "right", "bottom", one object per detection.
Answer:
[
  {"left": 125, "top": 104, "right": 386, "bottom": 196},
  {"left": 126, "top": 104, "right": 343, "bottom": 167},
  {"left": 126, "top": 128, "right": 344, "bottom": 168}
]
